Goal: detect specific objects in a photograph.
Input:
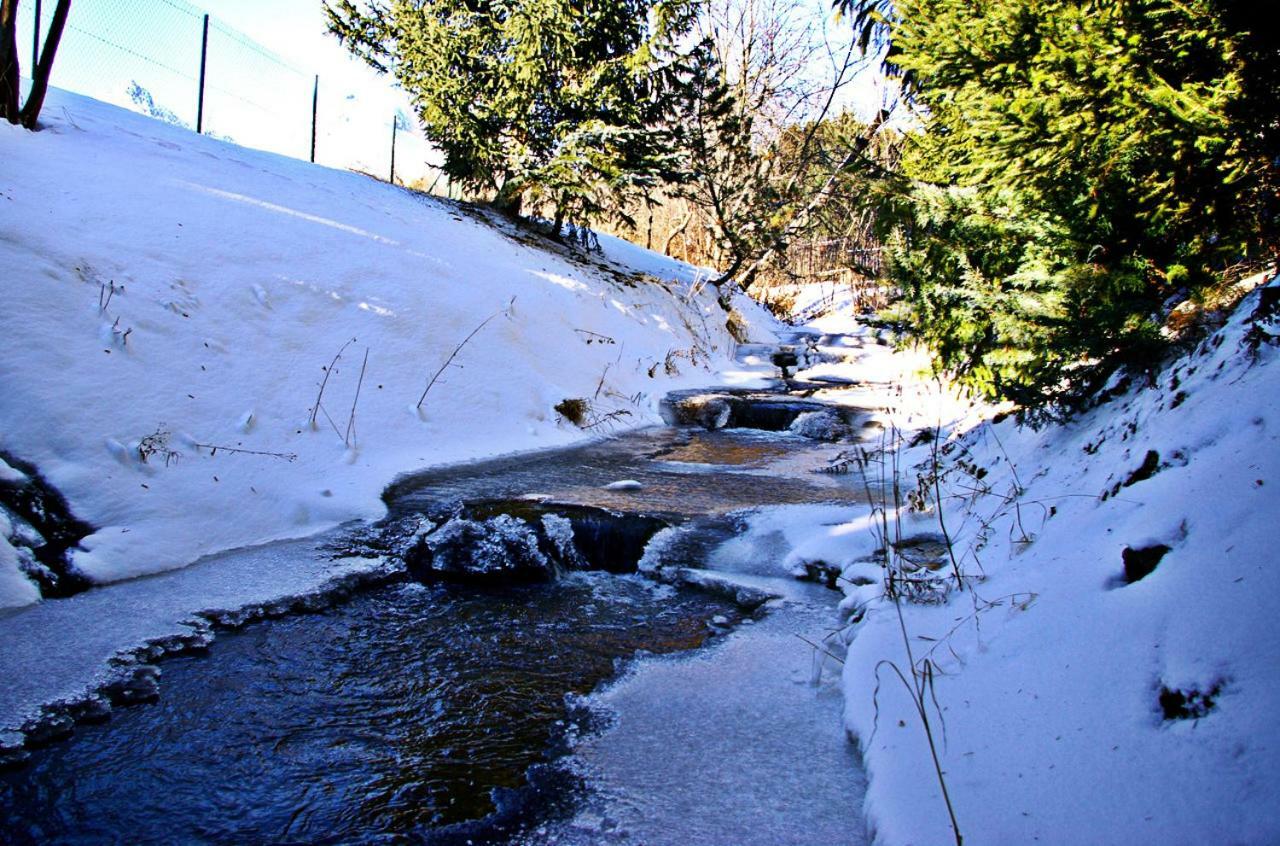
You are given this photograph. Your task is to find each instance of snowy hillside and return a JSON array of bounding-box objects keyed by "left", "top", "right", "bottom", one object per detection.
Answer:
[
  {"left": 0, "top": 89, "right": 764, "bottom": 607},
  {"left": 4, "top": 85, "right": 1278, "bottom": 846}
]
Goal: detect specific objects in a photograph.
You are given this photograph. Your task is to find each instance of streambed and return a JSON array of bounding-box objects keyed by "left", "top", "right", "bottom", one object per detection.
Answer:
[
  {"left": 0, "top": 333, "right": 876, "bottom": 844},
  {"left": 0, "top": 575, "right": 738, "bottom": 844}
]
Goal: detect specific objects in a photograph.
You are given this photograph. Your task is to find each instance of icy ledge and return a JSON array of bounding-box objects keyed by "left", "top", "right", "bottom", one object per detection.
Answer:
[{"left": 0, "top": 530, "right": 400, "bottom": 767}]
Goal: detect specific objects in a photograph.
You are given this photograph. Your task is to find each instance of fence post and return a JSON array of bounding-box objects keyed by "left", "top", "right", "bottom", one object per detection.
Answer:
[
  {"left": 389, "top": 114, "right": 397, "bottom": 184},
  {"left": 196, "top": 14, "right": 209, "bottom": 134},
  {"left": 310, "top": 74, "right": 318, "bottom": 163},
  {"left": 32, "top": 0, "right": 41, "bottom": 70}
]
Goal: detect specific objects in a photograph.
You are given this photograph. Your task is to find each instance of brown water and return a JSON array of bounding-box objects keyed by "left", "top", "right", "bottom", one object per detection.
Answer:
[{"left": 388, "top": 426, "right": 866, "bottom": 519}]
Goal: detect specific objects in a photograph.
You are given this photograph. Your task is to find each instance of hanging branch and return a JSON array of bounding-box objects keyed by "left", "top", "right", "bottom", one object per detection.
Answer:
[{"left": 416, "top": 298, "right": 515, "bottom": 409}]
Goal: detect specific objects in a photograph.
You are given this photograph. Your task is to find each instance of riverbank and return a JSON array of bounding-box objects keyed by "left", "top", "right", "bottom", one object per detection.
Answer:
[
  {"left": 754, "top": 279, "right": 1280, "bottom": 844},
  {"left": 0, "top": 88, "right": 773, "bottom": 606},
  {"left": 0, "top": 326, "right": 880, "bottom": 840}
]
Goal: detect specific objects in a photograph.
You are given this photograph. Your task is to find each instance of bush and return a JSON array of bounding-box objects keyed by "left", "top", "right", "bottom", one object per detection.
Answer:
[{"left": 854, "top": 0, "right": 1278, "bottom": 406}]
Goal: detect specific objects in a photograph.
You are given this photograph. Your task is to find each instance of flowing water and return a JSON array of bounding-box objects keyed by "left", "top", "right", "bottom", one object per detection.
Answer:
[
  {"left": 0, "top": 575, "right": 739, "bottom": 844},
  {"left": 0, "top": 333, "right": 875, "bottom": 844}
]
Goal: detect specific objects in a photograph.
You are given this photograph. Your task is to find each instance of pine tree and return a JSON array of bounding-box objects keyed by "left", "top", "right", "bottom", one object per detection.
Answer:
[
  {"left": 325, "top": 0, "right": 702, "bottom": 230},
  {"left": 841, "top": 0, "right": 1278, "bottom": 406}
]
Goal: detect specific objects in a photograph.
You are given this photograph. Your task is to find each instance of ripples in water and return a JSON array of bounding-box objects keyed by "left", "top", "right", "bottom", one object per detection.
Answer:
[{"left": 0, "top": 573, "right": 737, "bottom": 844}]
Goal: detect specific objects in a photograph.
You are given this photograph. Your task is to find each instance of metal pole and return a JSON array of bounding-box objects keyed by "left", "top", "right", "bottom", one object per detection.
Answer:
[
  {"left": 196, "top": 14, "right": 209, "bottom": 134},
  {"left": 32, "top": 0, "right": 41, "bottom": 71},
  {"left": 389, "top": 115, "right": 397, "bottom": 184},
  {"left": 310, "top": 74, "right": 318, "bottom": 163}
]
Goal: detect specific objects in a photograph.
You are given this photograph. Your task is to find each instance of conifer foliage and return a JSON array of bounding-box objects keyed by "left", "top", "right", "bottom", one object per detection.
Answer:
[
  {"left": 839, "top": 0, "right": 1278, "bottom": 406},
  {"left": 325, "top": 0, "right": 702, "bottom": 230}
]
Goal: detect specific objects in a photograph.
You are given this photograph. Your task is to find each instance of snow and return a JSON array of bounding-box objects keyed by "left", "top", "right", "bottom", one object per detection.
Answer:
[
  {"left": 0, "top": 87, "right": 762, "bottom": 601},
  {"left": 724, "top": 276, "right": 1280, "bottom": 843},
  {"left": 0, "top": 536, "right": 41, "bottom": 609},
  {"left": 3, "top": 84, "right": 1278, "bottom": 845},
  {"left": 0, "top": 457, "right": 27, "bottom": 483}
]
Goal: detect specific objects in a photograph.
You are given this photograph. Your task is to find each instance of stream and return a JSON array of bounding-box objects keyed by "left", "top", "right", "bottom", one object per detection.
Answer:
[{"left": 0, "top": 331, "right": 876, "bottom": 845}]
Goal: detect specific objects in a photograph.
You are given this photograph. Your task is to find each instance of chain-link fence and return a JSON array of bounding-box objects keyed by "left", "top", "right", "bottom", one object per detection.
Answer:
[{"left": 14, "top": 0, "right": 454, "bottom": 193}]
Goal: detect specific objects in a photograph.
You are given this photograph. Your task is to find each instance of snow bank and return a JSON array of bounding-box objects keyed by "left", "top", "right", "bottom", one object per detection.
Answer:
[
  {"left": 830, "top": 277, "right": 1280, "bottom": 844},
  {"left": 0, "top": 89, "right": 759, "bottom": 602},
  {"left": 717, "top": 281, "right": 1279, "bottom": 843}
]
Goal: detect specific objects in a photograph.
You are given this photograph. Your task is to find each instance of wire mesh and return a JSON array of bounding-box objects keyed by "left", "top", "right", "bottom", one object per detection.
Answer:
[{"left": 12, "top": 0, "right": 451, "bottom": 192}]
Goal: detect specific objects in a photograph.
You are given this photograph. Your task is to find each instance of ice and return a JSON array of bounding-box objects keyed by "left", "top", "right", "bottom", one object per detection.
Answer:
[
  {"left": 0, "top": 531, "right": 395, "bottom": 736},
  {"left": 542, "top": 513, "right": 586, "bottom": 568},
  {"left": 408, "top": 514, "right": 552, "bottom": 582},
  {"left": 544, "top": 582, "right": 867, "bottom": 846},
  {"left": 787, "top": 409, "right": 853, "bottom": 441}
]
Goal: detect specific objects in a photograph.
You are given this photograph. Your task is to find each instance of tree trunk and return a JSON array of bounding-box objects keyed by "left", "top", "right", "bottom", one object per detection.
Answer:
[
  {"left": 551, "top": 204, "right": 565, "bottom": 240},
  {"left": 21, "top": 0, "right": 73, "bottom": 129},
  {"left": 662, "top": 210, "right": 691, "bottom": 257},
  {"left": 716, "top": 110, "right": 893, "bottom": 291},
  {"left": 492, "top": 176, "right": 524, "bottom": 218},
  {"left": 0, "top": 0, "right": 19, "bottom": 123}
]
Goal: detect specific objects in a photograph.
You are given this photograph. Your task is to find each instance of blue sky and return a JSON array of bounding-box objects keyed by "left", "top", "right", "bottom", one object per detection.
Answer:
[
  {"left": 19, "top": 0, "right": 428, "bottom": 177},
  {"left": 20, "top": 0, "right": 883, "bottom": 181}
]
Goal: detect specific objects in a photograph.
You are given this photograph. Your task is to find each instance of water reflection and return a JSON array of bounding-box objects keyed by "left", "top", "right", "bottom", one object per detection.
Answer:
[{"left": 0, "top": 575, "right": 735, "bottom": 844}]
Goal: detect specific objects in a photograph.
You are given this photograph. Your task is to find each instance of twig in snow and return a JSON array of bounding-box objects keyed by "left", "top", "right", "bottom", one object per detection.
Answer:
[
  {"left": 111, "top": 317, "right": 133, "bottom": 347},
  {"left": 137, "top": 427, "right": 180, "bottom": 466},
  {"left": 98, "top": 281, "right": 122, "bottom": 315},
  {"left": 416, "top": 298, "right": 515, "bottom": 409},
  {"left": 310, "top": 337, "right": 356, "bottom": 430},
  {"left": 594, "top": 362, "right": 612, "bottom": 399},
  {"left": 194, "top": 442, "right": 298, "bottom": 462},
  {"left": 582, "top": 408, "right": 632, "bottom": 431},
  {"left": 345, "top": 347, "right": 370, "bottom": 448},
  {"left": 929, "top": 422, "right": 965, "bottom": 589},
  {"left": 795, "top": 633, "right": 844, "bottom": 665},
  {"left": 574, "top": 328, "right": 616, "bottom": 345},
  {"left": 868, "top": 599, "right": 964, "bottom": 846}
]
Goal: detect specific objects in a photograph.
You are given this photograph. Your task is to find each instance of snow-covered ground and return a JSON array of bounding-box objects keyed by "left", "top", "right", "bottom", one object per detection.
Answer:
[
  {"left": 4, "top": 85, "right": 1278, "bottom": 845},
  {"left": 0, "top": 88, "right": 771, "bottom": 606},
  {"left": 730, "top": 280, "right": 1280, "bottom": 844}
]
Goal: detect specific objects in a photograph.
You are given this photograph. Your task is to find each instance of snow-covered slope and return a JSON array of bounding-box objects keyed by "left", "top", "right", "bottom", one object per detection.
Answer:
[
  {"left": 757, "top": 278, "right": 1280, "bottom": 844},
  {"left": 0, "top": 89, "right": 766, "bottom": 606}
]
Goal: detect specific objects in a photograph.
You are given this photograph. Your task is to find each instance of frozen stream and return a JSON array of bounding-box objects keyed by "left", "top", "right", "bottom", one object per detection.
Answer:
[
  {"left": 0, "top": 332, "right": 875, "bottom": 844},
  {"left": 523, "top": 578, "right": 867, "bottom": 846}
]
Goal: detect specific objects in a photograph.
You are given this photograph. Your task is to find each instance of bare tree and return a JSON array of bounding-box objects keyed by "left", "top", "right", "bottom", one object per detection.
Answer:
[
  {"left": 0, "top": 0, "right": 73, "bottom": 129},
  {"left": 675, "top": 0, "right": 881, "bottom": 290}
]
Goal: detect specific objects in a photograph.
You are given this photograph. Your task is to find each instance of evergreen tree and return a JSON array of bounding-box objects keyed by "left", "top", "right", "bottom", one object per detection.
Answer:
[
  {"left": 325, "top": 0, "right": 702, "bottom": 230},
  {"left": 841, "top": 0, "right": 1278, "bottom": 406}
]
